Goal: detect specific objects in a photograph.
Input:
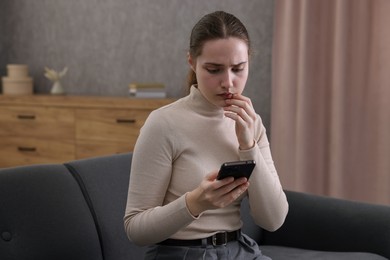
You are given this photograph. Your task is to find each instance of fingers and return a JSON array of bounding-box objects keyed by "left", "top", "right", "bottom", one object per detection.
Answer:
[
  {"left": 205, "top": 171, "right": 219, "bottom": 181},
  {"left": 223, "top": 94, "right": 257, "bottom": 149},
  {"left": 224, "top": 95, "right": 256, "bottom": 121},
  {"left": 188, "top": 173, "right": 250, "bottom": 216},
  {"left": 216, "top": 177, "right": 248, "bottom": 195},
  {"left": 216, "top": 178, "right": 250, "bottom": 207},
  {"left": 211, "top": 177, "right": 250, "bottom": 207},
  {"left": 224, "top": 107, "right": 253, "bottom": 129}
]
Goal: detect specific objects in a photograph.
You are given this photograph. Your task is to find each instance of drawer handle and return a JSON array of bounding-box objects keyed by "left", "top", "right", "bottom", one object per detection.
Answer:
[
  {"left": 18, "top": 147, "right": 37, "bottom": 152},
  {"left": 17, "top": 115, "right": 36, "bottom": 120},
  {"left": 116, "top": 119, "right": 136, "bottom": 124}
]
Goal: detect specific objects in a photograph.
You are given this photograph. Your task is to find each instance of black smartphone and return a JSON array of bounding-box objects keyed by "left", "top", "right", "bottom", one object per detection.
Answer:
[{"left": 217, "top": 160, "right": 256, "bottom": 180}]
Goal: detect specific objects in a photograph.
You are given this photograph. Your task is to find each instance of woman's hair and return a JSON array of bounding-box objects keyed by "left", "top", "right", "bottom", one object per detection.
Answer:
[{"left": 187, "top": 11, "right": 251, "bottom": 89}]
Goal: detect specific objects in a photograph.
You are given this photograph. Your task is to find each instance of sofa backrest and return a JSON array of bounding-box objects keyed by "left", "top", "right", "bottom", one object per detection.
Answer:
[
  {"left": 0, "top": 164, "right": 103, "bottom": 260},
  {"left": 66, "top": 152, "right": 266, "bottom": 259},
  {"left": 0, "top": 152, "right": 263, "bottom": 260},
  {"left": 64, "top": 153, "right": 146, "bottom": 260}
]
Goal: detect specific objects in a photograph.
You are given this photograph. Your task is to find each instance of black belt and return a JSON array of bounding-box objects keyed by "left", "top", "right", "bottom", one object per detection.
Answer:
[{"left": 158, "top": 229, "right": 241, "bottom": 247}]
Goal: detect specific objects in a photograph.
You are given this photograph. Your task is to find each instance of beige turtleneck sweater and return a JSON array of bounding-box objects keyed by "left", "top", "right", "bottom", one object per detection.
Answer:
[{"left": 124, "top": 86, "right": 288, "bottom": 246}]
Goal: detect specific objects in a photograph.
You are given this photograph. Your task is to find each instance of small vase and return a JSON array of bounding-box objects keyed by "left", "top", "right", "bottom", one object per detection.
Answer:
[{"left": 50, "top": 81, "right": 65, "bottom": 95}]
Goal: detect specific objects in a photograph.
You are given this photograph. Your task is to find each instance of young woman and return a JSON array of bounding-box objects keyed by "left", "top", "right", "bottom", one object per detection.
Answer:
[{"left": 124, "top": 11, "right": 288, "bottom": 259}]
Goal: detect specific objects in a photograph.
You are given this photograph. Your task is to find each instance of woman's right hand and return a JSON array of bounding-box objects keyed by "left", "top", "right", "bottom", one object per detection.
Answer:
[{"left": 185, "top": 171, "right": 249, "bottom": 217}]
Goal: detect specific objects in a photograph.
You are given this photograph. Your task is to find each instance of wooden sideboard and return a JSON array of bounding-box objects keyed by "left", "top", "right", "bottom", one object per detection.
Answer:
[{"left": 0, "top": 95, "right": 175, "bottom": 168}]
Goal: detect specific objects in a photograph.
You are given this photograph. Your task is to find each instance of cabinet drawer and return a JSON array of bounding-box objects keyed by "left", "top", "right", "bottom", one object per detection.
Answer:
[
  {"left": 75, "top": 108, "right": 150, "bottom": 142},
  {"left": 0, "top": 137, "right": 75, "bottom": 168},
  {"left": 76, "top": 140, "right": 135, "bottom": 159},
  {"left": 0, "top": 106, "right": 75, "bottom": 139}
]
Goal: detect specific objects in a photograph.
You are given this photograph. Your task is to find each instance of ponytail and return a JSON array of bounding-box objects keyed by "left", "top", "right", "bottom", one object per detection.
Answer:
[{"left": 187, "top": 69, "right": 197, "bottom": 91}]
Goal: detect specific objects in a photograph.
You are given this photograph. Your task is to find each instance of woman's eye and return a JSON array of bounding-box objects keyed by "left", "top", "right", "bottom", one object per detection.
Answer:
[
  {"left": 206, "top": 68, "right": 220, "bottom": 74},
  {"left": 232, "top": 67, "right": 244, "bottom": 73}
]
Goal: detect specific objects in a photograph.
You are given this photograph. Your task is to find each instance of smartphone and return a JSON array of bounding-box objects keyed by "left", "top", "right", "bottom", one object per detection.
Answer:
[{"left": 217, "top": 160, "right": 256, "bottom": 180}]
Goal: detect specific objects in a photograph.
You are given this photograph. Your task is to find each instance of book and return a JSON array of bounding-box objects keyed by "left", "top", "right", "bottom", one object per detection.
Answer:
[
  {"left": 128, "top": 82, "right": 166, "bottom": 98},
  {"left": 134, "top": 91, "right": 166, "bottom": 98}
]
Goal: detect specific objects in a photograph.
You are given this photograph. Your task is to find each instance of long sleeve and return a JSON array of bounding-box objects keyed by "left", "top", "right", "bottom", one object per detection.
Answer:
[
  {"left": 124, "top": 111, "right": 196, "bottom": 246},
  {"left": 240, "top": 117, "right": 288, "bottom": 231},
  {"left": 239, "top": 116, "right": 289, "bottom": 231}
]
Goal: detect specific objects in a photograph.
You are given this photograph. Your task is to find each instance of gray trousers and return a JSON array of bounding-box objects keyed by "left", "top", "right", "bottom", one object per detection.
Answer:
[{"left": 144, "top": 233, "right": 271, "bottom": 260}]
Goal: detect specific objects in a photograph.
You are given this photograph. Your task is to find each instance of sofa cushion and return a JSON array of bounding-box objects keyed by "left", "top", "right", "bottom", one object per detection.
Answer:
[
  {"left": 0, "top": 164, "right": 103, "bottom": 260},
  {"left": 262, "top": 191, "right": 390, "bottom": 258},
  {"left": 240, "top": 197, "right": 263, "bottom": 242},
  {"left": 260, "top": 245, "right": 388, "bottom": 260},
  {"left": 65, "top": 153, "right": 146, "bottom": 260}
]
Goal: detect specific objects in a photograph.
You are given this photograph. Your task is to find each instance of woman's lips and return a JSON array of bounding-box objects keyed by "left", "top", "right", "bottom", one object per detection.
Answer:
[{"left": 220, "top": 93, "right": 233, "bottom": 99}]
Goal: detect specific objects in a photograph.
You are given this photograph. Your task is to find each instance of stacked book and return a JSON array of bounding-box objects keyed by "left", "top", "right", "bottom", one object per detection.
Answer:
[{"left": 128, "top": 82, "right": 166, "bottom": 98}]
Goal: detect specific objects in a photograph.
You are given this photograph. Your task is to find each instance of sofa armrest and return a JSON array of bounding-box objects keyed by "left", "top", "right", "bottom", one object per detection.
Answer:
[{"left": 262, "top": 190, "right": 390, "bottom": 259}]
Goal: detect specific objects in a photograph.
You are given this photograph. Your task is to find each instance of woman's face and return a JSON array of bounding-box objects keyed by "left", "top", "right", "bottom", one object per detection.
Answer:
[{"left": 188, "top": 37, "right": 249, "bottom": 107}]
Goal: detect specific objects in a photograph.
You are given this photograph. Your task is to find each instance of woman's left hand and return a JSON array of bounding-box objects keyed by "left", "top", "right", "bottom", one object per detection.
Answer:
[{"left": 223, "top": 94, "right": 256, "bottom": 150}]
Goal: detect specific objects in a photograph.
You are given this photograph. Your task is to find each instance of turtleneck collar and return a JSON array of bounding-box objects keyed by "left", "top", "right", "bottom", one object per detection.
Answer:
[{"left": 186, "top": 85, "right": 224, "bottom": 117}]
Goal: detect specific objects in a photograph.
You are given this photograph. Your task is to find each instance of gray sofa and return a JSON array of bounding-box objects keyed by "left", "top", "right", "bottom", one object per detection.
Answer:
[{"left": 0, "top": 153, "right": 389, "bottom": 260}]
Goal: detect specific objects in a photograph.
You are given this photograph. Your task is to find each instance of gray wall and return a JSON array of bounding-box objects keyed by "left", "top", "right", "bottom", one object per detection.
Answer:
[{"left": 1, "top": 0, "right": 274, "bottom": 129}]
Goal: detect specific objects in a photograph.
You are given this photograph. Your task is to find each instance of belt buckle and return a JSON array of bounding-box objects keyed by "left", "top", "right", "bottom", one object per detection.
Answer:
[{"left": 212, "top": 232, "right": 228, "bottom": 246}]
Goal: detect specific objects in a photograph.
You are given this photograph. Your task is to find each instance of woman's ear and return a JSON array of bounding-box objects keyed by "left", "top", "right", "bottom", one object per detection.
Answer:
[{"left": 187, "top": 53, "right": 196, "bottom": 72}]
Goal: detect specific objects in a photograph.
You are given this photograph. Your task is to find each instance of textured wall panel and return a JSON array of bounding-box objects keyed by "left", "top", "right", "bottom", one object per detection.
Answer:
[{"left": 1, "top": 0, "right": 274, "bottom": 129}]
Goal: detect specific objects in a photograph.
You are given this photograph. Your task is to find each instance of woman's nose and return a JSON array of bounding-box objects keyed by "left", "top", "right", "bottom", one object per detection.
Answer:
[{"left": 221, "top": 71, "right": 234, "bottom": 89}]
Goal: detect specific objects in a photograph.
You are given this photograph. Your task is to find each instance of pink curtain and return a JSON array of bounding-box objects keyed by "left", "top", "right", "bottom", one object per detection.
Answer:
[{"left": 271, "top": 0, "right": 390, "bottom": 205}]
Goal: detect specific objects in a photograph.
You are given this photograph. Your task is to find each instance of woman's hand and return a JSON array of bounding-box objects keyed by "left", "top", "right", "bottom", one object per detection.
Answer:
[
  {"left": 186, "top": 171, "right": 249, "bottom": 217},
  {"left": 223, "top": 94, "right": 257, "bottom": 150}
]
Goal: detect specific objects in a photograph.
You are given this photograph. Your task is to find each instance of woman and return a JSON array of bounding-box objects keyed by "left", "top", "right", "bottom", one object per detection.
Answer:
[{"left": 124, "top": 11, "right": 288, "bottom": 259}]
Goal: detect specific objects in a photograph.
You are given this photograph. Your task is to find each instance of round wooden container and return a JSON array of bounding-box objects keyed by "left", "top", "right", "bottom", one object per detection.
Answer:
[
  {"left": 2, "top": 77, "right": 33, "bottom": 95},
  {"left": 6, "top": 64, "right": 29, "bottom": 78}
]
